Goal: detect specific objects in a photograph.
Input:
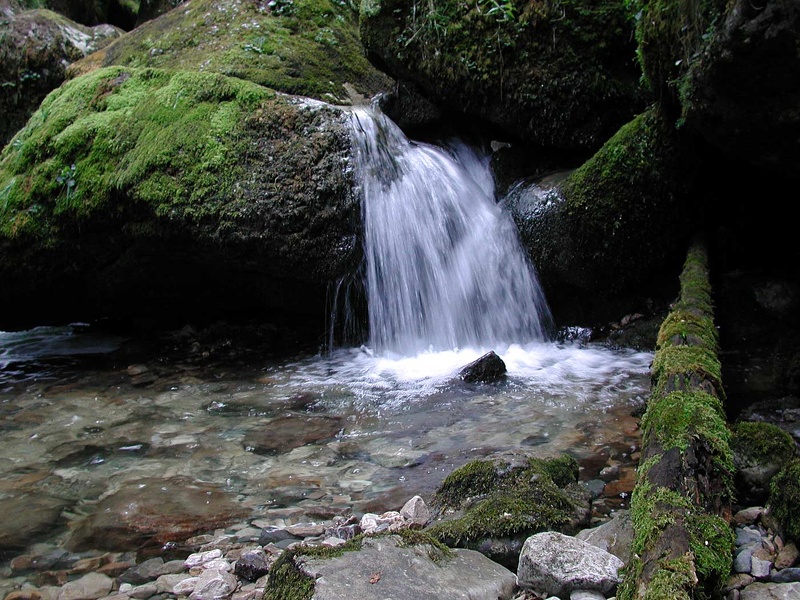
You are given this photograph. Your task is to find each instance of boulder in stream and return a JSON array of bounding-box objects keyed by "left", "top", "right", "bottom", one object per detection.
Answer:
[{"left": 458, "top": 351, "right": 507, "bottom": 384}]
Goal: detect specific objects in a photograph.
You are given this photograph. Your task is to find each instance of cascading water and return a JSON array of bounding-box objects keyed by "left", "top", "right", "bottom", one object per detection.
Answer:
[{"left": 348, "top": 107, "right": 553, "bottom": 356}]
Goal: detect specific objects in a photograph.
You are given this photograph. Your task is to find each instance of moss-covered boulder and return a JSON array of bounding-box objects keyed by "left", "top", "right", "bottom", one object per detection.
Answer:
[
  {"left": 629, "top": 0, "right": 799, "bottom": 176},
  {"left": 5, "top": 0, "right": 140, "bottom": 29},
  {"left": 426, "top": 452, "right": 590, "bottom": 569},
  {"left": 732, "top": 421, "right": 797, "bottom": 506},
  {"left": 504, "top": 106, "right": 699, "bottom": 323},
  {"left": 67, "top": 0, "right": 394, "bottom": 105},
  {"left": 0, "top": 8, "right": 123, "bottom": 147},
  {"left": 768, "top": 458, "right": 800, "bottom": 543},
  {"left": 0, "top": 66, "right": 361, "bottom": 329},
  {"left": 359, "top": 0, "right": 646, "bottom": 150}
]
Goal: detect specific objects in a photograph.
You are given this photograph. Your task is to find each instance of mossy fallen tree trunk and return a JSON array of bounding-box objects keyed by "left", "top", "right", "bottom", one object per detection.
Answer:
[{"left": 619, "top": 238, "right": 734, "bottom": 599}]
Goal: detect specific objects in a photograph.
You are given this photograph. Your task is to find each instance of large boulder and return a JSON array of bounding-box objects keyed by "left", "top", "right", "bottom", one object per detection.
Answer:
[
  {"left": 68, "top": 0, "right": 394, "bottom": 105},
  {"left": 264, "top": 533, "right": 518, "bottom": 600},
  {"left": 359, "top": 0, "right": 646, "bottom": 150},
  {"left": 426, "top": 451, "right": 590, "bottom": 569},
  {"left": 0, "top": 67, "right": 361, "bottom": 329},
  {"left": 0, "top": 8, "right": 122, "bottom": 147},
  {"left": 505, "top": 106, "right": 700, "bottom": 323}
]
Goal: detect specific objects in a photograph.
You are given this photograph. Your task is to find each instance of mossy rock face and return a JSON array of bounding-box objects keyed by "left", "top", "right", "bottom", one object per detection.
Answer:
[
  {"left": 426, "top": 452, "right": 589, "bottom": 569},
  {"left": 0, "top": 8, "right": 123, "bottom": 146},
  {"left": 732, "top": 421, "right": 797, "bottom": 506},
  {"left": 0, "top": 66, "right": 361, "bottom": 328},
  {"left": 359, "top": 0, "right": 646, "bottom": 150},
  {"left": 504, "top": 106, "right": 699, "bottom": 322},
  {"left": 68, "top": 0, "right": 394, "bottom": 105},
  {"left": 681, "top": 0, "right": 800, "bottom": 177},
  {"left": 769, "top": 457, "right": 800, "bottom": 543}
]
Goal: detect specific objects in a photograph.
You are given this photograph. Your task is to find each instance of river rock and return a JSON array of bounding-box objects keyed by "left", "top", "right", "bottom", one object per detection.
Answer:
[
  {"left": 234, "top": 548, "right": 270, "bottom": 582},
  {"left": 575, "top": 510, "right": 634, "bottom": 564},
  {"left": 273, "top": 534, "right": 517, "bottom": 600},
  {"left": 118, "top": 558, "right": 165, "bottom": 585},
  {"left": 243, "top": 416, "right": 343, "bottom": 456},
  {"left": 57, "top": 573, "right": 113, "bottom": 600},
  {"left": 188, "top": 568, "right": 238, "bottom": 600},
  {"left": 740, "top": 582, "right": 800, "bottom": 599},
  {"left": 517, "top": 531, "right": 624, "bottom": 597},
  {"left": 0, "top": 494, "right": 71, "bottom": 550},
  {"left": 66, "top": 478, "right": 247, "bottom": 551},
  {"left": 400, "top": 495, "right": 430, "bottom": 528},
  {"left": 458, "top": 351, "right": 507, "bottom": 383}
]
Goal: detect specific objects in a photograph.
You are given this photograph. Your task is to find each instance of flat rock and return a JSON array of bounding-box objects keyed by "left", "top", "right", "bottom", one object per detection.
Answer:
[
  {"left": 517, "top": 531, "right": 623, "bottom": 597},
  {"left": 740, "top": 582, "right": 800, "bottom": 600},
  {"left": 280, "top": 535, "right": 517, "bottom": 600},
  {"left": 575, "top": 510, "right": 633, "bottom": 564},
  {"left": 57, "top": 573, "right": 113, "bottom": 600}
]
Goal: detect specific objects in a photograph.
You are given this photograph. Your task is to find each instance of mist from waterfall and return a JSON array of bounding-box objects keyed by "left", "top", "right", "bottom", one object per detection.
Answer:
[{"left": 348, "top": 107, "right": 553, "bottom": 356}]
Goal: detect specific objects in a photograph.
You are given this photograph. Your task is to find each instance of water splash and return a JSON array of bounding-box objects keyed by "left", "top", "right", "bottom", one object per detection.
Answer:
[{"left": 348, "top": 108, "right": 553, "bottom": 356}]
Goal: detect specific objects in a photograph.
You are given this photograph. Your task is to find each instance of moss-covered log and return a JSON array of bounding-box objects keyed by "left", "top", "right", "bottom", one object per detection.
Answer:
[{"left": 619, "top": 239, "right": 734, "bottom": 600}]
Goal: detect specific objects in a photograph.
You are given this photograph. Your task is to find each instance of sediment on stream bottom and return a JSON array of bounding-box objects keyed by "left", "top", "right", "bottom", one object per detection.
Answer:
[{"left": 619, "top": 237, "right": 735, "bottom": 599}]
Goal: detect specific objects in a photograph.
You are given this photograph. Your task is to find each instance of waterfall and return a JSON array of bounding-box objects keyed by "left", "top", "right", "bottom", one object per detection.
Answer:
[{"left": 348, "top": 107, "right": 553, "bottom": 356}]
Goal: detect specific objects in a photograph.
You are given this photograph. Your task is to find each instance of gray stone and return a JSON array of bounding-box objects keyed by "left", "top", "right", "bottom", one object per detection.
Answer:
[
  {"left": 155, "top": 574, "right": 188, "bottom": 594},
  {"left": 751, "top": 556, "right": 772, "bottom": 579},
  {"left": 517, "top": 532, "right": 623, "bottom": 597},
  {"left": 119, "top": 559, "right": 165, "bottom": 585},
  {"left": 58, "top": 573, "right": 114, "bottom": 600},
  {"left": 158, "top": 560, "right": 190, "bottom": 576},
  {"left": 188, "top": 569, "right": 238, "bottom": 600},
  {"left": 172, "top": 577, "right": 199, "bottom": 596},
  {"left": 127, "top": 584, "right": 157, "bottom": 599},
  {"left": 258, "top": 527, "right": 298, "bottom": 546},
  {"left": 570, "top": 591, "right": 606, "bottom": 600},
  {"left": 737, "top": 527, "right": 764, "bottom": 547},
  {"left": 734, "top": 507, "right": 765, "bottom": 526},
  {"left": 740, "top": 582, "right": 800, "bottom": 600},
  {"left": 400, "top": 495, "right": 430, "bottom": 527},
  {"left": 770, "top": 568, "right": 800, "bottom": 583},
  {"left": 575, "top": 510, "right": 634, "bottom": 564},
  {"left": 286, "top": 535, "right": 517, "bottom": 600},
  {"left": 735, "top": 547, "right": 755, "bottom": 574},
  {"left": 775, "top": 543, "right": 799, "bottom": 569}
]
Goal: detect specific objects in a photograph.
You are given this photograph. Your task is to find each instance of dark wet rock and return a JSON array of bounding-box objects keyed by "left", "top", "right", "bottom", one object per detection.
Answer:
[
  {"left": 458, "top": 351, "right": 506, "bottom": 384},
  {"left": 0, "top": 494, "right": 71, "bottom": 550},
  {"left": 770, "top": 568, "right": 800, "bottom": 583},
  {"left": 66, "top": 478, "right": 247, "bottom": 552},
  {"left": 0, "top": 8, "right": 122, "bottom": 146},
  {"left": 360, "top": 0, "right": 645, "bottom": 151},
  {"left": 681, "top": 0, "right": 800, "bottom": 176},
  {"left": 517, "top": 531, "right": 623, "bottom": 597},
  {"left": 257, "top": 527, "right": 300, "bottom": 546},
  {"left": 0, "top": 67, "right": 362, "bottom": 331},
  {"left": 243, "top": 415, "right": 344, "bottom": 456},
  {"left": 118, "top": 558, "right": 165, "bottom": 585},
  {"left": 731, "top": 422, "right": 796, "bottom": 506},
  {"left": 233, "top": 548, "right": 270, "bottom": 582}
]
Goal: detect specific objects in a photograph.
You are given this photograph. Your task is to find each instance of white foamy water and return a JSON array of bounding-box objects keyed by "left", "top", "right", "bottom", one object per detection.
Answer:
[{"left": 349, "top": 107, "right": 553, "bottom": 355}]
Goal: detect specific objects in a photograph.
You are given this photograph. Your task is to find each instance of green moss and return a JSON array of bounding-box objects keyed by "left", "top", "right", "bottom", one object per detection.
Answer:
[
  {"left": 394, "top": 528, "right": 454, "bottom": 563},
  {"left": 769, "top": 458, "right": 800, "bottom": 542},
  {"left": 70, "top": 0, "right": 391, "bottom": 103},
  {"left": 0, "top": 66, "right": 275, "bottom": 242},
  {"left": 656, "top": 309, "right": 717, "bottom": 350},
  {"left": 428, "top": 454, "right": 580, "bottom": 547},
  {"left": 731, "top": 421, "right": 796, "bottom": 466},
  {"left": 263, "top": 536, "right": 363, "bottom": 600},
  {"left": 650, "top": 345, "right": 723, "bottom": 398},
  {"left": 641, "top": 390, "right": 730, "bottom": 467},
  {"left": 625, "top": 0, "right": 727, "bottom": 109}
]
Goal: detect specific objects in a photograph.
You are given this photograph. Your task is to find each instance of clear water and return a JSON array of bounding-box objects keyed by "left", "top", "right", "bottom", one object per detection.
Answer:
[
  {"left": 1, "top": 111, "right": 651, "bottom": 583},
  {"left": 0, "top": 326, "right": 651, "bottom": 569}
]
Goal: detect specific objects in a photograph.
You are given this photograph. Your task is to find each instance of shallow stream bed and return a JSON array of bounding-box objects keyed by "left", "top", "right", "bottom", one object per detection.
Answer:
[{"left": 0, "top": 324, "right": 652, "bottom": 585}]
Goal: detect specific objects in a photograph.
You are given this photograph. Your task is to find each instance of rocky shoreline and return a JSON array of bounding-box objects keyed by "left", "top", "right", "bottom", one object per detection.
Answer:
[{"left": 2, "top": 493, "right": 799, "bottom": 600}]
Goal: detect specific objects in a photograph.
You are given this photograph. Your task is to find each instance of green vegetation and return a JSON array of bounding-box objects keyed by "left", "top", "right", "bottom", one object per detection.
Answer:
[
  {"left": 359, "top": 0, "right": 643, "bottom": 148},
  {"left": 731, "top": 422, "right": 795, "bottom": 467},
  {"left": 428, "top": 454, "right": 582, "bottom": 548},
  {"left": 619, "top": 243, "right": 734, "bottom": 599},
  {"left": 769, "top": 458, "right": 800, "bottom": 542},
  {"left": 0, "top": 66, "right": 272, "bottom": 241},
  {"left": 71, "top": 0, "right": 391, "bottom": 103},
  {"left": 623, "top": 0, "right": 727, "bottom": 110}
]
